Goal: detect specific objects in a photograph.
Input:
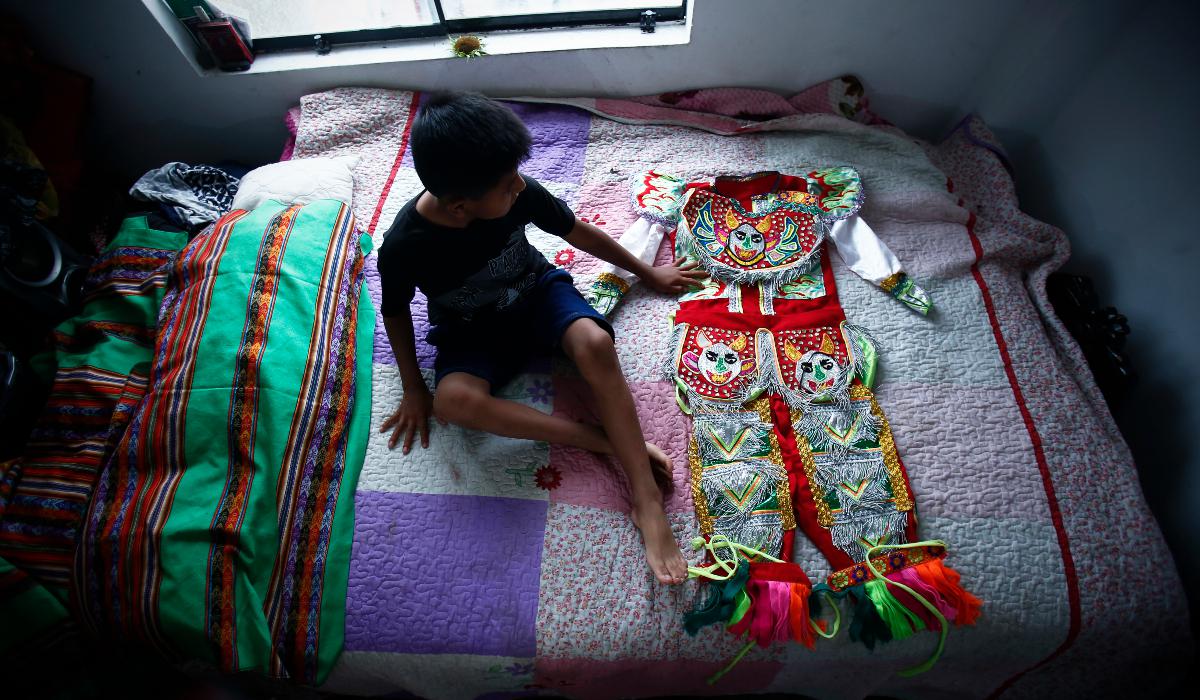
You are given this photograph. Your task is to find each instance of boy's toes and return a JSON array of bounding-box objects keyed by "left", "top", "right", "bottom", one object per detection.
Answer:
[
  {"left": 667, "top": 552, "right": 688, "bottom": 583},
  {"left": 649, "top": 556, "right": 682, "bottom": 585}
]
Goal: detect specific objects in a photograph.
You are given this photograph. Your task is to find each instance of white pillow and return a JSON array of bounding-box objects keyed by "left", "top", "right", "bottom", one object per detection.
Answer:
[{"left": 230, "top": 154, "right": 359, "bottom": 212}]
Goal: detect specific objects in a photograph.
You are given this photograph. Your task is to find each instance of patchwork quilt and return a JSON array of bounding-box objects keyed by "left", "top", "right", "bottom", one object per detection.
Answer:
[{"left": 283, "top": 86, "right": 1188, "bottom": 698}]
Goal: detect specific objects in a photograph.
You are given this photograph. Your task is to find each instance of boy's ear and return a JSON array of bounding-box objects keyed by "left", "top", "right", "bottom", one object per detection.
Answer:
[{"left": 443, "top": 195, "right": 470, "bottom": 219}]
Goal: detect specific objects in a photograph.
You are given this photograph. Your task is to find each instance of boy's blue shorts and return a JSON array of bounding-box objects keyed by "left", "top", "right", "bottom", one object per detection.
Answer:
[{"left": 429, "top": 269, "right": 614, "bottom": 390}]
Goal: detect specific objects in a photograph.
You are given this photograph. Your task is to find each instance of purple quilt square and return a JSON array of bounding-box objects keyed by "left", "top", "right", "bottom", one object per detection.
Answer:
[
  {"left": 505, "top": 102, "right": 590, "bottom": 185},
  {"left": 344, "top": 491, "right": 548, "bottom": 656}
]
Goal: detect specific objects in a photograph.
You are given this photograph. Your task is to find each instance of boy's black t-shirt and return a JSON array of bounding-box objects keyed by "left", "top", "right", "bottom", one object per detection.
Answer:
[{"left": 377, "top": 176, "right": 576, "bottom": 327}]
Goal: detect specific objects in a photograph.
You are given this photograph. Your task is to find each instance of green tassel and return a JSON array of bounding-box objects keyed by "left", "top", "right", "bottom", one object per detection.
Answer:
[
  {"left": 684, "top": 561, "right": 749, "bottom": 635},
  {"left": 684, "top": 587, "right": 729, "bottom": 635},
  {"left": 809, "top": 586, "right": 826, "bottom": 620},
  {"left": 848, "top": 585, "right": 892, "bottom": 650},
  {"left": 864, "top": 579, "right": 924, "bottom": 641},
  {"left": 728, "top": 589, "right": 751, "bottom": 627}
]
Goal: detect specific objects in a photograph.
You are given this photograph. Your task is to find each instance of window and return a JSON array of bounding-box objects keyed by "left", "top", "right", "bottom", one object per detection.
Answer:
[
  {"left": 230, "top": 1, "right": 436, "bottom": 39},
  {"left": 203, "top": 1, "right": 686, "bottom": 52}
]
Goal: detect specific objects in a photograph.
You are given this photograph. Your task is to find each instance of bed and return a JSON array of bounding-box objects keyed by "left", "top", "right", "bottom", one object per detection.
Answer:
[
  {"left": 276, "top": 84, "right": 1190, "bottom": 698},
  {"left": 0, "top": 80, "right": 1189, "bottom": 699}
]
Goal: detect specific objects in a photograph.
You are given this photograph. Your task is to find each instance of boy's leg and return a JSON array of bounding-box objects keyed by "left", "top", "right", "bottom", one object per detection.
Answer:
[
  {"left": 433, "top": 372, "right": 612, "bottom": 454},
  {"left": 560, "top": 318, "right": 688, "bottom": 585}
]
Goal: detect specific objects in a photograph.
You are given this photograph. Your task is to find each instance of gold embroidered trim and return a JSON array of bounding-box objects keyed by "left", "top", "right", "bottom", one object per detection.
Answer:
[
  {"left": 879, "top": 271, "right": 905, "bottom": 293},
  {"left": 687, "top": 436, "right": 714, "bottom": 535},
  {"left": 873, "top": 396, "right": 914, "bottom": 512},
  {"left": 852, "top": 384, "right": 914, "bottom": 512},
  {"left": 595, "top": 271, "right": 631, "bottom": 294},
  {"left": 789, "top": 411, "right": 834, "bottom": 528},
  {"left": 748, "top": 395, "right": 795, "bottom": 530},
  {"left": 826, "top": 544, "right": 946, "bottom": 591},
  {"left": 792, "top": 385, "right": 913, "bottom": 528}
]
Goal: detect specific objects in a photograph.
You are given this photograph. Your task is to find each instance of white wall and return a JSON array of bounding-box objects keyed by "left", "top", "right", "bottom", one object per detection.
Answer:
[
  {"left": 3, "top": 0, "right": 1031, "bottom": 175},
  {"left": 964, "top": 0, "right": 1200, "bottom": 620}
]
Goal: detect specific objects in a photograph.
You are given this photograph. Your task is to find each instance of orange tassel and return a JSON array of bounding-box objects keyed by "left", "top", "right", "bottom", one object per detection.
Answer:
[
  {"left": 787, "top": 582, "right": 815, "bottom": 648},
  {"left": 916, "top": 558, "right": 982, "bottom": 626}
]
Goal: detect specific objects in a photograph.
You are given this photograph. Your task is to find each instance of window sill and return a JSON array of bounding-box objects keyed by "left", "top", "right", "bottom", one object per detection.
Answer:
[{"left": 145, "top": 0, "right": 691, "bottom": 77}]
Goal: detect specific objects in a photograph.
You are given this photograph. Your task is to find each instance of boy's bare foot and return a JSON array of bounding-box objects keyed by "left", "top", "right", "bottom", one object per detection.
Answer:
[
  {"left": 645, "top": 442, "right": 676, "bottom": 495},
  {"left": 632, "top": 498, "right": 688, "bottom": 585}
]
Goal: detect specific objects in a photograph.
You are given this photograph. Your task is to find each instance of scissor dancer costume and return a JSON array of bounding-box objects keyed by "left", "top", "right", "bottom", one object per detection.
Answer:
[{"left": 587, "top": 169, "right": 980, "bottom": 667}]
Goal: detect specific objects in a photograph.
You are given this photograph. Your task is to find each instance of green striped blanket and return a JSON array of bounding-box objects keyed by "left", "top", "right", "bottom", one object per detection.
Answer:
[{"left": 0, "top": 200, "right": 373, "bottom": 683}]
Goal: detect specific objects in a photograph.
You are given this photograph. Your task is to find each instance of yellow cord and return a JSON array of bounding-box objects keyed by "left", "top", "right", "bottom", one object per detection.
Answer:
[
  {"left": 706, "top": 640, "right": 757, "bottom": 686},
  {"left": 686, "top": 534, "right": 785, "bottom": 581},
  {"left": 811, "top": 590, "right": 841, "bottom": 638}
]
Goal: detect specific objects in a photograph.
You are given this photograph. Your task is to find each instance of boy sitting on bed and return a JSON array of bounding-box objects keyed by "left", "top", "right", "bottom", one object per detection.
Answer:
[{"left": 377, "top": 92, "right": 705, "bottom": 585}]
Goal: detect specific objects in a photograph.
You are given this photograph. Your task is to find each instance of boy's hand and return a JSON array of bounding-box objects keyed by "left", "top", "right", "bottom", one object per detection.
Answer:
[
  {"left": 640, "top": 258, "right": 708, "bottom": 295},
  {"left": 381, "top": 384, "right": 444, "bottom": 454}
]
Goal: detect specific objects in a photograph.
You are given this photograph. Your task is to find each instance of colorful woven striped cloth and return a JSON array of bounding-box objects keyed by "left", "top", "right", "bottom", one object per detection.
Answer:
[
  {"left": 0, "top": 215, "right": 186, "bottom": 618},
  {"left": 0, "top": 201, "right": 374, "bottom": 684}
]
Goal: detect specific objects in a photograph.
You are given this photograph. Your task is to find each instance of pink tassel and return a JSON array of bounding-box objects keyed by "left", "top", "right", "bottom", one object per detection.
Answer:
[
  {"left": 747, "top": 580, "right": 775, "bottom": 647},
  {"left": 890, "top": 566, "right": 957, "bottom": 627},
  {"left": 766, "top": 581, "right": 792, "bottom": 644},
  {"left": 728, "top": 561, "right": 818, "bottom": 649},
  {"left": 731, "top": 580, "right": 798, "bottom": 647}
]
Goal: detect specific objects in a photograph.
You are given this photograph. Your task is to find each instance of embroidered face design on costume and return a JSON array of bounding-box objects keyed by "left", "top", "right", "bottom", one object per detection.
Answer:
[
  {"left": 783, "top": 336, "right": 845, "bottom": 397},
  {"left": 727, "top": 224, "right": 766, "bottom": 265},
  {"left": 687, "top": 199, "right": 807, "bottom": 271},
  {"left": 684, "top": 331, "right": 755, "bottom": 386},
  {"left": 795, "top": 351, "right": 842, "bottom": 395}
]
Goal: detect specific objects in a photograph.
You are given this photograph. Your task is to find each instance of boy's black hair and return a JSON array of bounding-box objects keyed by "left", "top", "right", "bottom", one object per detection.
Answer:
[{"left": 410, "top": 91, "right": 532, "bottom": 199}]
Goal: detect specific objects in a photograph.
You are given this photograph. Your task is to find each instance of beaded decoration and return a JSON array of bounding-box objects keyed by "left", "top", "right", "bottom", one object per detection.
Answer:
[
  {"left": 678, "top": 191, "right": 825, "bottom": 314},
  {"left": 664, "top": 322, "right": 763, "bottom": 411},
  {"left": 826, "top": 544, "right": 947, "bottom": 592}
]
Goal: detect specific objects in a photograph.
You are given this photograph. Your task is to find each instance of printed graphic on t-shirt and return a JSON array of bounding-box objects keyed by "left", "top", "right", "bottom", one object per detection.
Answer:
[{"left": 433, "top": 228, "right": 542, "bottom": 322}]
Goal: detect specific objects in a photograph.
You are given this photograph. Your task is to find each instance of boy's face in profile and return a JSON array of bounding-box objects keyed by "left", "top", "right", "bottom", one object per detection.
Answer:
[{"left": 460, "top": 169, "right": 527, "bottom": 221}]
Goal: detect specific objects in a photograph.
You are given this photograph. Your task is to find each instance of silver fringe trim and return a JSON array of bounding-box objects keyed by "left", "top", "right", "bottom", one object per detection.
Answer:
[
  {"left": 752, "top": 327, "right": 788, "bottom": 397},
  {"left": 700, "top": 459, "right": 789, "bottom": 560},
  {"left": 810, "top": 450, "right": 888, "bottom": 494},
  {"left": 829, "top": 510, "right": 910, "bottom": 563},
  {"left": 793, "top": 400, "right": 882, "bottom": 459},
  {"left": 681, "top": 388, "right": 760, "bottom": 413},
  {"left": 693, "top": 412, "right": 774, "bottom": 465},
  {"left": 659, "top": 321, "right": 688, "bottom": 381}
]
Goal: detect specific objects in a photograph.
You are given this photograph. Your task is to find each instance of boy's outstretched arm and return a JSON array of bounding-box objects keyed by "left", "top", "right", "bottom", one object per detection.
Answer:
[
  {"left": 380, "top": 307, "right": 444, "bottom": 453},
  {"left": 564, "top": 218, "right": 706, "bottom": 294}
]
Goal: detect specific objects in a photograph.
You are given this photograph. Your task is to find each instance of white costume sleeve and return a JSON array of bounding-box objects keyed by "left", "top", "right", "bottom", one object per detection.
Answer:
[
  {"left": 583, "top": 217, "right": 668, "bottom": 317},
  {"left": 828, "top": 215, "right": 933, "bottom": 315}
]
